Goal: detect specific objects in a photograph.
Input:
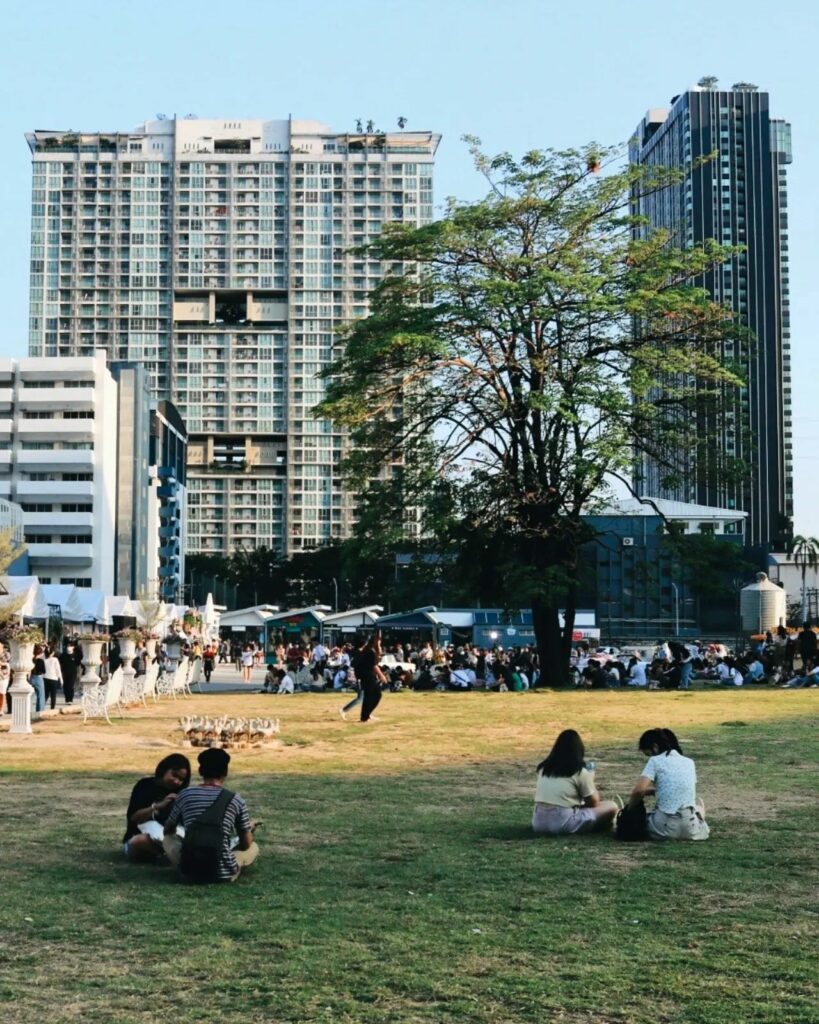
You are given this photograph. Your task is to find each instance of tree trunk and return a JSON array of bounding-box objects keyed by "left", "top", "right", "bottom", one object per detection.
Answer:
[
  {"left": 561, "top": 585, "right": 577, "bottom": 668},
  {"left": 532, "top": 595, "right": 571, "bottom": 686}
]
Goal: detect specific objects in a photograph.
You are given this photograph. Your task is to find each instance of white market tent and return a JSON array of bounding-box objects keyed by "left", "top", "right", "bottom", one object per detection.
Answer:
[
  {"left": 0, "top": 575, "right": 49, "bottom": 621},
  {"left": 219, "top": 604, "right": 280, "bottom": 632},
  {"left": 73, "top": 588, "right": 112, "bottom": 626},
  {"left": 321, "top": 606, "right": 383, "bottom": 638},
  {"left": 40, "top": 583, "right": 85, "bottom": 623},
  {"left": 107, "top": 595, "right": 138, "bottom": 619},
  {"left": 198, "top": 593, "right": 223, "bottom": 643}
]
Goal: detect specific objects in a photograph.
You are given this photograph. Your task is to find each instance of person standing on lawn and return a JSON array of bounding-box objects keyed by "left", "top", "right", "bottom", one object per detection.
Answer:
[
  {"left": 42, "top": 646, "right": 63, "bottom": 710},
  {"left": 797, "top": 623, "right": 816, "bottom": 671}
]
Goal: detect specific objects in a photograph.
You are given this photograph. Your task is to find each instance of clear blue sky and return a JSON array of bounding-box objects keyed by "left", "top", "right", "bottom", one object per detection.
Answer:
[{"left": 1, "top": 0, "right": 815, "bottom": 532}]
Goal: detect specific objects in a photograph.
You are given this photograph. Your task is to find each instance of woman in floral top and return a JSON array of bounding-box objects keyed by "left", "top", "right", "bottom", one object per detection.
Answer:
[{"left": 626, "top": 728, "right": 709, "bottom": 840}]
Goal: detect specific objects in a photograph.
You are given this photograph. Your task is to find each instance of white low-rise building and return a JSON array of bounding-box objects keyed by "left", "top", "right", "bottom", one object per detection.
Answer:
[
  {"left": 0, "top": 352, "right": 118, "bottom": 591},
  {"left": 0, "top": 352, "right": 187, "bottom": 598}
]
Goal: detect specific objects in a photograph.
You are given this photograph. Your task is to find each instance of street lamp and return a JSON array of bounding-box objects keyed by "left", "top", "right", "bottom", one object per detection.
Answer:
[
  {"left": 671, "top": 582, "right": 680, "bottom": 638},
  {"left": 331, "top": 577, "right": 339, "bottom": 612}
]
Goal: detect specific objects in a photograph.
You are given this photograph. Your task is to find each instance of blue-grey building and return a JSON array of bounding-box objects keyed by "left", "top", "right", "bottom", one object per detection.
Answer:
[
  {"left": 582, "top": 498, "right": 748, "bottom": 637},
  {"left": 631, "top": 80, "right": 792, "bottom": 553},
  {"left": 151, "top": 401, "right": 188, "bottom": 602}
]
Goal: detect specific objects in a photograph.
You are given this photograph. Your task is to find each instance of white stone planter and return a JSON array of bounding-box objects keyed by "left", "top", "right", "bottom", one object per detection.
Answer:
[
  {"left": 8, "top": 641, "right": 35, "bottom": 735},
  {"left": 80, "top": 640, "right": 105, "bottom": 693}
]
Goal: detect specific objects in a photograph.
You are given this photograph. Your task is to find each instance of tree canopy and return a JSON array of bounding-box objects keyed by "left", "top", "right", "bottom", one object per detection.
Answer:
[{"left": 315, "top": 140, "right": 747, "bottom": 678}]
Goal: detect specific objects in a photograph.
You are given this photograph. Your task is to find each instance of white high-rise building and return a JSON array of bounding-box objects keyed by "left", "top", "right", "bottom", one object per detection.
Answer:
[{"left": 26, "top": 117, "right": 441, "bottom": 557}]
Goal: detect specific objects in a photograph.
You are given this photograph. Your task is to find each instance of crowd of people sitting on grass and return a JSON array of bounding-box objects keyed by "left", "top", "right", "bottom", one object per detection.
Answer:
[
  {"left": 122, "top": 723, "right": 708, "bottom": 885},
  {"left": 242, "top": 627, "right": 819, "bottom": 696}
]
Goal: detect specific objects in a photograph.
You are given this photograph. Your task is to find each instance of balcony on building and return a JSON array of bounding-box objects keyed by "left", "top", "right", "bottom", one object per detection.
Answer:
[
  {"left": 23, "top": 511, "right": 94, "bottom": 528},
  {"left": 16, "top": 450, "right": 94, "bottom": 471},
  {"left": 15, "top": 480, "right": 95, "bottom": 501},
  {"left": 17, "top": 360, "right": 99, "bottom": 383},
  {"left": 16, "top": 419, "right": 96, "bottom": 441},
  {"left": 27, "top": 542, "right": 94, "bottom": 562},
  {"left": 15, "top": 386, "right": 96, "bottom": 410}
]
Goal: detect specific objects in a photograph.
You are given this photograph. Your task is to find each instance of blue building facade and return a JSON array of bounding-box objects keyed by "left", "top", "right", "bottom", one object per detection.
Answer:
[
  {"left": 151, "top": 401, "right": 188, "bottom": 602},
  {"left": 581, "top": 501, "right": 748, "bottom": 638}
]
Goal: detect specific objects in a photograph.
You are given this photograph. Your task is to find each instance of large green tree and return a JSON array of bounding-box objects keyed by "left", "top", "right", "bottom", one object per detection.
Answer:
[{"left": 316, "top": 141, "right": 746, "bottom": 679}]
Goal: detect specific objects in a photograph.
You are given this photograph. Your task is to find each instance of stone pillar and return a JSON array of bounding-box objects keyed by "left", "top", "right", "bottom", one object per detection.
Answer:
[
  {"left": 119, "top": 638, "right": 138, "bottom": 704},
  {"left": 8, "top": 642, "right": 35, "bottom": 735}
]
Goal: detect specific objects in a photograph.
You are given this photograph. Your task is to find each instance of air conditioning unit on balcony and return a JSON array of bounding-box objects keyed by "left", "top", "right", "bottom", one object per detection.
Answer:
[{"left": 622, "top": 537, "right": 635, "bottom": 547}]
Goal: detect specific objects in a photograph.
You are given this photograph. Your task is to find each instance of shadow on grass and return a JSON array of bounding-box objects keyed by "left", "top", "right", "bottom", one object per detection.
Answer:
[{"left": 480, "top": 823, "right": 537, "bottom": 842}]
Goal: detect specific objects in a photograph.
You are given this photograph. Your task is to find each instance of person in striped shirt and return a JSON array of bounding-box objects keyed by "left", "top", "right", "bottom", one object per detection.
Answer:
[{"left": 163, "top": 748, "right": 259, "bottom": 882}]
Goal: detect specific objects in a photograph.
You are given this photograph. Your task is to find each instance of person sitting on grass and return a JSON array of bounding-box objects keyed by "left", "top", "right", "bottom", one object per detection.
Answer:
[
  {"left": 123, "top": 754, "right": 191, "bottom": 862},
  {"left": 625, "top": 728, "right": 709, "bottom": 841},
  {"left": 261, "top": 664, "right": 278, "bottom": 692},
  {"left": 781, "top": 659, "right": 819, "bottom": 688},
  {"left": 532, "top": 729, "right": 620, "bottom": 836},
  {"left": 163, "top": 748, "right": 259, "bottom": 883},
  {"left": 275, "top": 667, "right": 295, "bottom": 694}
]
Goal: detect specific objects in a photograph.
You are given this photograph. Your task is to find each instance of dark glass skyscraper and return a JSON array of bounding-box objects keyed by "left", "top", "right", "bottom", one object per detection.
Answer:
[{"left": 630, "top": 80, "right": 792, "bottom": 552}]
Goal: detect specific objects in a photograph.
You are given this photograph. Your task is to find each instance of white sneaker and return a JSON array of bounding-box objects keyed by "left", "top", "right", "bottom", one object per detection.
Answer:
[{"left": 339, "top": 707, "right": 347, "bottom": 720}]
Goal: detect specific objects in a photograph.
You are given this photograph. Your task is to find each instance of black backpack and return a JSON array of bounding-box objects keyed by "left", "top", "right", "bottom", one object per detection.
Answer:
[
  {"left": 615, "top": 798, "right": 649, "bottom": 842},
  {"left": 179, "top": 789, "right": 234, "bottom": 883}
]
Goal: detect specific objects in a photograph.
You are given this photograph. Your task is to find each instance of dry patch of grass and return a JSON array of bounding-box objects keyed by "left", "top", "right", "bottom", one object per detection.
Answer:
[{"left": 1, "top": 688, "right": 816, "bottom": 777}]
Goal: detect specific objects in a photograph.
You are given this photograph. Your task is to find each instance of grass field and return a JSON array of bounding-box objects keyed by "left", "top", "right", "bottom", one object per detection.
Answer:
[{"left": 1, "top": 689, "right": 817, "bottom": 1024}]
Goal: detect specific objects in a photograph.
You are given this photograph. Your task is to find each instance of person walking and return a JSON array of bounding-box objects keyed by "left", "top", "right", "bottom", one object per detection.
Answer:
[
  {"left": 353, "top": 633, "right": 387, "bottom": 724},
  {"left": 30, "top": 644, "right": 46, "bottom": 713},
  {"left": 202, "top": 644, "right": 216, "bottom": 684},
  {"left": 42, "top": 646, "right": 63, "bottom": 710},
  {"left": 58, "top": 642, "right": 79, "bottom": 705}
]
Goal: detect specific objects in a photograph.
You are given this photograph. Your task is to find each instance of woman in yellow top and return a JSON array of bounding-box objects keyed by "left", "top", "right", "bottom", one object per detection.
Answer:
[{"left": 533, "top": 729, "right": 620, "bottom": 835}]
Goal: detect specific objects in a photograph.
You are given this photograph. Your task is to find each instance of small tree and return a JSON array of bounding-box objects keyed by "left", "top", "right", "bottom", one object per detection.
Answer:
[
  {"left": 790, "top": 535, "right": 819, "bottom": 622},
  {"left": 317, "top": 141, "right": 746, "bottom": 680},
  {"left": 0, "top": 527, "right": 27, "bottom": 631}
]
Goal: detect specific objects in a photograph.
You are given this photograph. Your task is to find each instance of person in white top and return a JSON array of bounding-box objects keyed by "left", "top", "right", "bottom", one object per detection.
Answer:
[
  {"left": 42, "top": 648, "right": 64, "bottom": 710},
  {"left": 275, "top": 669, "right": 295, "bottom": 694},
  {"left": 627, "top": 658, "right": 648, "bottom": 687},
  {"left": 626, "top": 728, "right": 709, "bottom": 841},
  {"left": 240, "top": 645, "right": 255, "bottom": 684}
]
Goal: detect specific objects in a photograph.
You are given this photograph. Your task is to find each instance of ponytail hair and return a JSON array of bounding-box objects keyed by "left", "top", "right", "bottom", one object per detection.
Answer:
[{"left": 638, "top": 728, "right": 683, "bottom": 756}]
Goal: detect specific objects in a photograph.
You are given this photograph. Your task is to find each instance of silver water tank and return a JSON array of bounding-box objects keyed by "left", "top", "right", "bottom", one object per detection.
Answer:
[{"left": 740, "top": 572, "right": 787, "bottom": 634}]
